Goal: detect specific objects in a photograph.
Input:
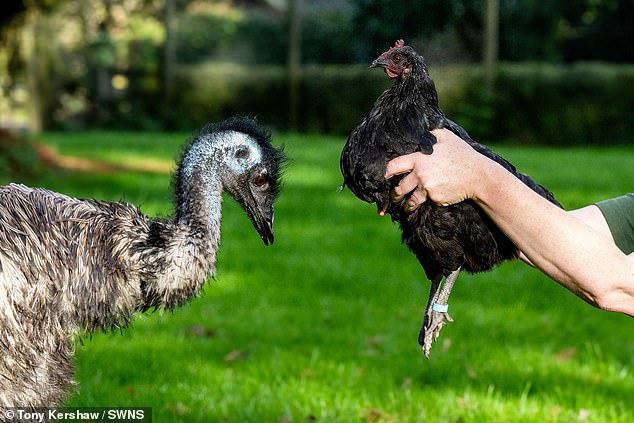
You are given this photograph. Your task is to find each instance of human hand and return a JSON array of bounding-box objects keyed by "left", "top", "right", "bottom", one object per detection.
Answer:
[{"left": 385, "top": 128, "right": 487, "bottom": 212}]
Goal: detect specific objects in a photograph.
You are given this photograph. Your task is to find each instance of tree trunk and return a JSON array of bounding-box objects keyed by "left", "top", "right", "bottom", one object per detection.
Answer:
[
  {"left": 163, "top": 0, "right": 176, "bottom": 101},
  {"left": 23, "top": 7, "right": 42, "bottom": 133},
  {"left": 483, "top": 0, "right": 499, "bottom": 93},
  {"left": 287, "top": 0, "right": 302, "bottom": 131}
]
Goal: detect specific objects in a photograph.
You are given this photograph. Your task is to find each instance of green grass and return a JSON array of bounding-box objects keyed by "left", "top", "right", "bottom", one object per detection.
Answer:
[{"left": 16, "top": 131, "right": 634, "bottom": 422}]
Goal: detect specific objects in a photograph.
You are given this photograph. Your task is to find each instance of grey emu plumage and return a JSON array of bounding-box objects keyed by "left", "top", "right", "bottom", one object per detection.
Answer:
[{"left": 0, "top": 117, "right": 285, "bottom": 409}]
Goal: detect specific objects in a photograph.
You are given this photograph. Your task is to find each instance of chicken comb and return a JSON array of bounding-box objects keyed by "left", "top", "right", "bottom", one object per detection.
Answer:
[{"left": 388, "top": 39, "right": 405, "bottom": 52}]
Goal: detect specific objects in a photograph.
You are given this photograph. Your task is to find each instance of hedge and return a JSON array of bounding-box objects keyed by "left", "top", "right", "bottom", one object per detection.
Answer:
[
  {"left": 168, "top": 63, "right": 391, "bottom": 134},
  {"left": 166, "top": 62, "right": 634, "bottom": 145},
  {"left": 448, "top": 63, "right": 634, "bottom": 145}
]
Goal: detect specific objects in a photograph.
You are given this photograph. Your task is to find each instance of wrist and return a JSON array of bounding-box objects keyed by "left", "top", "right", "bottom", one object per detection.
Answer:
[{"left": 470, "top": 158, "right": 512, "bottom": 207}]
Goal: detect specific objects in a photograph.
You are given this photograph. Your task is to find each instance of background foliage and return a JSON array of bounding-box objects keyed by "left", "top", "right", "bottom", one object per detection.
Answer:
[
  {"left": 169, "top": 62, "right": 634, "bottom": 144},
  {"left": 1, "top": 0, "right": 633, "bottom": 144}
]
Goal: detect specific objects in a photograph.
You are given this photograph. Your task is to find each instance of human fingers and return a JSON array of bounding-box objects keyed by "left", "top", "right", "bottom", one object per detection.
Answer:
[
  {"left": 391, "top": 171, "right": 421, "bottom": 203},
  {"left": 405, "top": 190, "right": 426, "bottom": 213},
  {"left": 431, "top": 127, "right": 460, "bottom": 143},
  {"left": 385, "top": 153, "right": 420, "bottom": 179},
  {"left": 430, "top": 128, "right": 447, "bottom": 138}
]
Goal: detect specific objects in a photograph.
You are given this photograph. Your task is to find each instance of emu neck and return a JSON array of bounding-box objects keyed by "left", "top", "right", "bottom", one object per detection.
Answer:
[
  {"left": 134, "top": 164, "right": 224, "bottom": 311},
  {"left": 176, "top": 167, "right": 223, "bottom": 246},
  {"left": 174, "top": 138, "right": 225, "bottom": 254}
]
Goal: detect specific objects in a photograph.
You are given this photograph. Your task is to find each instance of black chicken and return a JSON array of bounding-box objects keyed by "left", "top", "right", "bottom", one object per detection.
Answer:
[{"left": 340, "top": 40, "right": 561, "bottom": 357}]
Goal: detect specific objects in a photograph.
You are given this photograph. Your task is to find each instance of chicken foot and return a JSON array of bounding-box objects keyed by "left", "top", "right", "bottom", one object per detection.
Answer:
[{"left": 419, "top": 268, "right": 460, "bottom": 358}]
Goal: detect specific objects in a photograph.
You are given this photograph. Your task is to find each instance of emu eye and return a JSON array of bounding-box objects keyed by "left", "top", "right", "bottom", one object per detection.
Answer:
[
  {"left": 254, "top": 175, "right": 267, "bottom": 187},
  {"left": 235, "top": 148, "right": 249, "bottom": 159}
]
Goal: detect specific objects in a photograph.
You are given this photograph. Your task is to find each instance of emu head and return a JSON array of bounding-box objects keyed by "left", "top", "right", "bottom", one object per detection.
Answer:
[{"left": 176, "top": 117, "right": 286, "bottom": 245}]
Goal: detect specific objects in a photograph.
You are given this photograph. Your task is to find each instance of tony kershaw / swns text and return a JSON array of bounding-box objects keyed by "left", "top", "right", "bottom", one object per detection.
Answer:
[{"left": 4, "top": 407, "right": 151, "bottom": 422}]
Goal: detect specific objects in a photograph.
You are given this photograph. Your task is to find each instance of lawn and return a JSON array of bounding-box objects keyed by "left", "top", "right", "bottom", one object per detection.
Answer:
[{"left": 15, "top": 131, "right": 634, "bottom": 422}]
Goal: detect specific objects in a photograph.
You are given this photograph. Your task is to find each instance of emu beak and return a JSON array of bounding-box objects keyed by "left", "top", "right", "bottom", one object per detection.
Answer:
[
  {"left": 257, "top": 209, "right": 275, "bottom": 246},
  {"left": 247, "top": 199, "right": 275, "bottom": 246},
  {"left": 236, "top": 177, "right": 277, "bottom": 246}
]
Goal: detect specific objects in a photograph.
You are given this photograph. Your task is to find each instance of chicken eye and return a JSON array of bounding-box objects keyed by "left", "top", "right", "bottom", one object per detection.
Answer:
[
  {"left": 393, "top": 55, "right": 401, "bottom": 63},
  {"left": 254, "top": 175, "right": 267, "bottom": 187}
]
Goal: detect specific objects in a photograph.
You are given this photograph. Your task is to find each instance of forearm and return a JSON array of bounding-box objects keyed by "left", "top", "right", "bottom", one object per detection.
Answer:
[
  {"left": 386, "top": 129, "right": 634, "bottom": 315},
  {"left": 475, "top": 161, "right": 634, "bottom": 315}
]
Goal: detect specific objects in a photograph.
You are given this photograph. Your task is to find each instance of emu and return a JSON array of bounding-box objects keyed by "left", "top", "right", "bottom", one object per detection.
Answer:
[{"left": 0, "top": 117, "right": 285, "bottom": 409}]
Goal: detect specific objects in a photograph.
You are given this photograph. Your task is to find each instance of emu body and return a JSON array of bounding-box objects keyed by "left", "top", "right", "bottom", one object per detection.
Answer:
[
  {"left": 0, "top": 117, "right": 284, "bottom": 408},
  {"left": 0, "top": 186, "right": 212, "bottom": 406}
]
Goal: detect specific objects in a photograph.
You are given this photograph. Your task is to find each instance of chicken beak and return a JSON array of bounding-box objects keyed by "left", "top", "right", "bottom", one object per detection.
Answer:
[{"left": 371, "top": 54, "right": 390, "bottom": 68}]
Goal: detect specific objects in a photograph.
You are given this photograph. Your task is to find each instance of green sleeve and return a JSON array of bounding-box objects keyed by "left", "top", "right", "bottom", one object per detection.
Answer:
[{"left": 595, "top": 193, "right": 634, "bottom": 254}]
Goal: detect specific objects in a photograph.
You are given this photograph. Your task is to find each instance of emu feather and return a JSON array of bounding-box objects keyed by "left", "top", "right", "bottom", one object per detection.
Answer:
[{"left": 0, "top": 117, "right": 285, "bottom": 409}]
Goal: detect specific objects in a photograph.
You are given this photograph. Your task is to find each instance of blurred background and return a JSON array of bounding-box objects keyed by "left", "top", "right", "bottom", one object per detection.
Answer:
[{"left": 1, "top": 0, "right": 633, "bottom": 142}]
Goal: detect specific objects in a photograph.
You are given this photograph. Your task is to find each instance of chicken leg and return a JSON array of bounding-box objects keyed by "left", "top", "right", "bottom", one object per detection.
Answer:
[{"left": 419, "top": 268, "right": 460, "bottom": 358}]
